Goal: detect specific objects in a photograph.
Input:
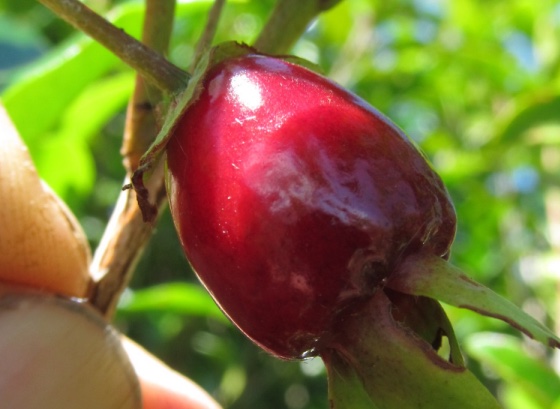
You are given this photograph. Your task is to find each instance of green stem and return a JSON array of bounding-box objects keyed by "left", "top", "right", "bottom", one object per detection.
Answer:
[
  {"left": 36, "top": 0, "right": 188, "bottom": 93},
  {"left": 254, "top": 0, "right": 343, "bottom": 54},
  {"left": 190, "top": 0, "right": 226, "bottom": 70},
  {"left": 120, "top": 0, "right": 177, "bottom": 172},
  {"left": 141, "top": 0, "right": 177, "bottom": 58}
]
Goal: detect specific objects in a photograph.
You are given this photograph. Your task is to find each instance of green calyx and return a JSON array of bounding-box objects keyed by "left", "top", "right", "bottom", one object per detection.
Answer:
[
  {"left": 323, "top": 290, "right": 501, "bottom": 409},
  {"left": 322, "top": 253, "right": 559, "bottom": 408}
]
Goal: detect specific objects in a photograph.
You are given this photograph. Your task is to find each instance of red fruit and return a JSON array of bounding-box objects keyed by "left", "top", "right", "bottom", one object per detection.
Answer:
[{"left": 166, "top": 54, "right": 456, "bottom": 359}]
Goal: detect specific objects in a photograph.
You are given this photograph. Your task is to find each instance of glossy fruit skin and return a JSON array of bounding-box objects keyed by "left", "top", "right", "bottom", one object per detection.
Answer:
[{"left": 166, "top": 54, "right": 456, "bottom": 359}]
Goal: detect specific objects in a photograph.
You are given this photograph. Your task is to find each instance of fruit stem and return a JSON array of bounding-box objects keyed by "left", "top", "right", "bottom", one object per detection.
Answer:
[
  {"left": 36, "top": 0, "right": 188, "bottom": 93},
  {"left": 254, "top": 0, "right": 343, "bottom": 54}
]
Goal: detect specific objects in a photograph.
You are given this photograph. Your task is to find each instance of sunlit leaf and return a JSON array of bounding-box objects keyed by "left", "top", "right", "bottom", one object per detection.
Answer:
[
  {"left": 2, "top": 2, "right": 146, "bottom": 143},
  {"left": 498, "top": 95, "right": 560, "bottom": 144},
  {"left": 502, "top": 385, "right": 547, "bottom": 409},
  {"left": 39, "top": 72, "right": 134, "bottom": 198},
  {"left": 118, "top": 282, "right": 228, "bottom": 323},
  {"left": 465, "top": 333, "right": 560, "bottom": 409},
  {"left": 61, "top": 72, "right": 135, "bottom": 141}
]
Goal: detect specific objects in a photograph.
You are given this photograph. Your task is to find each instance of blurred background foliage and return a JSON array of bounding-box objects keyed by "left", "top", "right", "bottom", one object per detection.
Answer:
[{"left": 1, "top": 0, "right": 560, "bottom": 408}]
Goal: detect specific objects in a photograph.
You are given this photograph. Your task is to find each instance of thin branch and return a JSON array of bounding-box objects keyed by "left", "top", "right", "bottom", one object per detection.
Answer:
[
  {"left": 254, "top": 0, "right": 343, "bottom": 54},
  {"left": 37, "top": 0, "right": 188, "bottom": 93},
  {"left": 90, "top": 162, "right": 167, "bottom": 317},
  {"left": 190, "top": 0, "right": 226, "bottom": 70},
  {"left": 90, "top": 0, "right": 178, "bottom": 318},
  {"left": 121, "top": 0, "right": 178, "bottom": 173}
]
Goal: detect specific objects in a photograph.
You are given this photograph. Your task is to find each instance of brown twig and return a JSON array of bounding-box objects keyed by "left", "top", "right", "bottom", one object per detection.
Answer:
[
  {"left": 37, "top": 0, "right": 188, "bottom": 93},
  {"left": 90, "top": 0, "right": 178, "bottom": 318},
  {"left": 90, "top": 161, "right": 168, "bottom": 317}
]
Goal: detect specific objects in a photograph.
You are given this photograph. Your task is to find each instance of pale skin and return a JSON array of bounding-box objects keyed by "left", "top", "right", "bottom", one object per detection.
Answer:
[
  {"left": 0, "top": 284, "right": 222, "bottom": 409},
  {"left": 124, "top": 338, "right": 223, "bottom": 409}
]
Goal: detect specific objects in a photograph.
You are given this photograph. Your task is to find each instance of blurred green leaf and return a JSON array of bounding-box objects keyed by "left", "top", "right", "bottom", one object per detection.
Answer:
[
  {"left": 2, "top": 2, "right": 146, "bottom": 142},
  {"left": 0, "top": 0, "right": 228, "bottom": 202},
  {"left": 40, "top": 72, "right": 134, "bottom": 198},
  {"left": 118, "top": 282, "right": 228, "bottom": 323},
  {"left": 501, "top": 385, "right": 548, "bottom": 409},
  {"left": 61, "top": 72, "right": 134, "bottom": 143},
  {"left": 465, "top": 333, "right": 560, "bottom": 409},
  {"left": 0, "top": 2, "right": 146, "bottom": 202},
  {"left": 498, "top": 95, "right": 560, "bottom": 144}
]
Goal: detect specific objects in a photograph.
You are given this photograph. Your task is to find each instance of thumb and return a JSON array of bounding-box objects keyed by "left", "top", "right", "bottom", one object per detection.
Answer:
[{"left": 0, "top": 292, "right": 140, "bottom": 409}]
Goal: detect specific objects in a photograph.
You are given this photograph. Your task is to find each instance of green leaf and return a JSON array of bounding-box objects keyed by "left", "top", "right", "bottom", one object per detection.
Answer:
[
  {"left": 41, "top": 72, "right": 134, "bottom": 198},
  {"left": 117, "top": 282, "right": 228, "bottom": 323},
  {"left": 465, "top": 333, "right": 560, "bottom": 409},
  {"left": 498, "top": 95, "right": 560, "bottom": 144},
  {"left": 36, "top": 133, "right": 95, "bottom": 202},
  {"left": 2, "top": 0, "right": 223, "bottom": 202},
  {"left": 387, "top": 254, "right": 560, "bottom": 349},
  {"left": 0, "top": 3, "right": 146, "bottom": 200},
  {"left": 1, "top": 2, "right": 146, "bottom": 143},
  {"left": 60, "top": 72, "right": 135, "bottom": 144},
  {"left": 502, "top": 385, "right": 547, "bottom": 409}
]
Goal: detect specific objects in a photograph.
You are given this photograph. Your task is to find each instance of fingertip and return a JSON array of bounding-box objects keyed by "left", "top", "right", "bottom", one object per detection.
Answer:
[{"left": 122, "top": 337, "right": 222, "bottom": 409}]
